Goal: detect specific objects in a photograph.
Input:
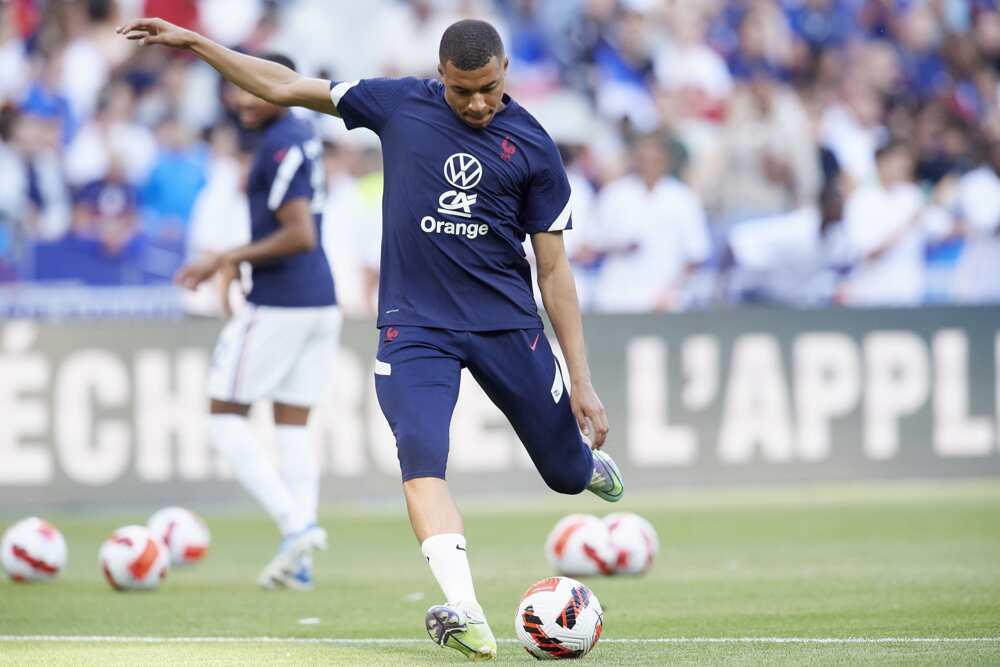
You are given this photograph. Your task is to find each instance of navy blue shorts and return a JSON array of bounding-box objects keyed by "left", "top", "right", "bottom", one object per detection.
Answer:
[{"left": 373, "top": 326, "right": 594, "bottom": 494}]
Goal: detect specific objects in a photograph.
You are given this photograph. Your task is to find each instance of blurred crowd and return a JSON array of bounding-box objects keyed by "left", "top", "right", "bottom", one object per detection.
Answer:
[{"left": 2, "top": 0, "right": 1000, "bottom": 317}]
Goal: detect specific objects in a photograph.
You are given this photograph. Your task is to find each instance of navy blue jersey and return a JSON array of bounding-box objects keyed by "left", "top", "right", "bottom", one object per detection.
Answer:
[
  {"left": 245, "top": 113, "right": 336, "bottom": 307},
  {"left": 329, "top": 77, "right": 572, "bottom": 331}
]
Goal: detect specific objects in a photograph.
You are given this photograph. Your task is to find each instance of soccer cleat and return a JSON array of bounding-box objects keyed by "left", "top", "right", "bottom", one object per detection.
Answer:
[
  {"left": 425, "top": 603, "right": 498, "bottom": 661},
  {"left": 588, "top": 449, "right": 624, "bottom": 502},
  {"left": 257, "top": 524, "right": 326, "bottom": 590},
  {"left": 280, "top": 554, "right": 314, "bottom": 591}
]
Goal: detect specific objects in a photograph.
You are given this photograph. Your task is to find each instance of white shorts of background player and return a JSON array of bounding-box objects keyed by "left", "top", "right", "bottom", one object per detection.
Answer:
[{"left": 208, "top": 304, "right": 342, "bottom": 407}]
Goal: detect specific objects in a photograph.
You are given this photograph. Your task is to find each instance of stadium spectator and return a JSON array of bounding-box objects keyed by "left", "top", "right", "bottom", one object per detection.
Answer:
[
  {"left": 703, "top": 64, "right": 820, "bottom": 223},
  {"left": 895, "top": 2, "right": 949, "bottom": 101},
  {"left": 952, "top": 139, "right": 1000, "bottom": 303},
  {"left": 70, "top": 153, "right": 141, "bottom": 258},
  {"left": 9, "top": 111, "right": 71, "bottom": 242},
  {"left": 141, "top": 115, "right": 207, "bottom": 244},
  {"left": 592, "top": 0, "right": 659, "bottom": 132},
  {"left": 654, "top": 5, "right": 732, "bottom": 127},
  {"left": 18, "top": 50, "right": 77, "bottom": 145},
  {"left": 64, "top": 82, "right": 157, "bottom": 188},
  {"left": 820, "top": 80, "right": 887, "bottom": 186},
  {"left": 725, "top": 167, "right": 851, "bottom": 306},
  {"left": 838, "top": 140, "right": 953, "bottom": 306},
  {"left": 590, "top": 133, "right": 711, "bottom": 312}
]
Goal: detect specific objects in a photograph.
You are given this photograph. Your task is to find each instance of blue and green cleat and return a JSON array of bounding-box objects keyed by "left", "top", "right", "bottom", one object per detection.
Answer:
[
  {"left": 425, "top": 603, "right": 498, "bottom": 661},
  {"left": 588, "top": 449, "right": 624, "bottom": 502}
]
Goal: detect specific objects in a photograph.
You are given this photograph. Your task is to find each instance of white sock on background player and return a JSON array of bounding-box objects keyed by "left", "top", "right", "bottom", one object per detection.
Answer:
[
  {"left": 276, "top": 424, "right": 319, "bottom": 526},
  {"left": 208, "top": 414, "right": 306, "bottom": 536},
  {"left": 421, "top": 533, "right": 480, "bottom": 610}
]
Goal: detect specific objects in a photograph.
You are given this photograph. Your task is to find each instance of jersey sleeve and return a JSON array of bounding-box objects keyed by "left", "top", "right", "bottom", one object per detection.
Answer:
[
  {"left": 329, "top": 77, "right": 414, "bottom": 133},
  {"left": 520, "top": 137, "right": 574, "bottom": 235},
  {"left": 264, "top": 140, "right": 314, "bottom": 212}
]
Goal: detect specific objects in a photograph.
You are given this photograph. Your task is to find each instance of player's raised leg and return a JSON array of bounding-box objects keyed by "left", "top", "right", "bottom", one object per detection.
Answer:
[
  {"left": 528, "top": 228, "right": 622, "bottom": 501},
  {"left": 467, "top": 329, "right": 624, "bottom": 502},
  {"left": 373, "top": 326, "right": 497, "bottom": 661}
]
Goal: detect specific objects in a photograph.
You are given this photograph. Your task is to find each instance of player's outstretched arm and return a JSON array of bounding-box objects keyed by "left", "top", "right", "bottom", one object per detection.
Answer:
[
  {"left": 116, "top": 18, "right": 338, "bottom": 116},
  {"left": 532, "top": 231, "right": 609, "bottom": 448}
]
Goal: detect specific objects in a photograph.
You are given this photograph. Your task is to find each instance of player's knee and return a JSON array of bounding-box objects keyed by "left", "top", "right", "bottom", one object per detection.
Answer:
[{"left": 540, "top": 461, "right": 591, "bottom": 495}]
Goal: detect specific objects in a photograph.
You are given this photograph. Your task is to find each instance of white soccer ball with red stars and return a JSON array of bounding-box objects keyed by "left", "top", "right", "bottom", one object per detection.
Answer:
[
  {"left": 147, "top": 507, "right": 210, "bottom": 566},
  {"left": 515, "top": 576, "right": 604, "bottom": 660},
  {"left": 1, "top": 517, "right": 67, "bottom": 582},
  {"left": 544, "top": 514, "right": 615, "bottom": 576},
  {"left": 604, "top": 512, "right": 660, "bottom": 575},
  {"left": 99, "top": 525, "right": 169, "bottom": 591}
]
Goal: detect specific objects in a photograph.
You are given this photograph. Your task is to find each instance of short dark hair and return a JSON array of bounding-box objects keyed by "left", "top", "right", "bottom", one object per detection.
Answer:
[
  {"left": 259, "top": 52, "right": 297, "bottom": 73},
  {"left": 439, "top": 19, "right": 505, "bottom": 71}
]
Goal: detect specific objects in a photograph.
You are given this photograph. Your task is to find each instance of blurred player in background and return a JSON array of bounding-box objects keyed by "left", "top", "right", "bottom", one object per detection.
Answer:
[
  {"left": 173, "top": 53, "right": 339, "bottom": 592},
  {"left": 119, "top": 17, "right": 622, "bottom": 659}
]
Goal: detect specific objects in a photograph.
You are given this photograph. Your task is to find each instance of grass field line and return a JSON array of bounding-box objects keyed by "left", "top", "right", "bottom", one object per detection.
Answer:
[{"left": 2, "top": 635, "right": 999, "bottom": 645}]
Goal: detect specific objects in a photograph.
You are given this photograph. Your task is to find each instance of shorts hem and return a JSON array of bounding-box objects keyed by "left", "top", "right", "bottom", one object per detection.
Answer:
[{"left": 401, "top": 470, "right": 447, "bottom": 482}]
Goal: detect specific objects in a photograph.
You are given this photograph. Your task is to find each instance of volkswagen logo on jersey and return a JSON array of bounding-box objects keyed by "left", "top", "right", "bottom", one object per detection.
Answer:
[{"left": 443, "top": 153, "right": 483, "bottom": 190}]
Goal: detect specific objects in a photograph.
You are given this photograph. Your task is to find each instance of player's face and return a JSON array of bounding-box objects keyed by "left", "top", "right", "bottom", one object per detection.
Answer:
[
  {"left": 234, "top": 87, "right": 283, "bottom": 128},
  {"left": 439, "top": 56, "right": 508, "bottom": 129}
]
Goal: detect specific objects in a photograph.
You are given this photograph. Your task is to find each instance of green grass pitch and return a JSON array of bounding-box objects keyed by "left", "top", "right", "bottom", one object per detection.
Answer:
[{"left": 2, "top": 481, "right": 999, "bottom": 665}]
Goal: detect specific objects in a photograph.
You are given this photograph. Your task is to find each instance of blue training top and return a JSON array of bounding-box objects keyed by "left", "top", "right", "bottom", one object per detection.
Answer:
[
  {"left": 245, "top": 112, "right": 336, "bottom": 308},
  {"left": 330, "top": 77, "right": 572, "bottom": 331}
]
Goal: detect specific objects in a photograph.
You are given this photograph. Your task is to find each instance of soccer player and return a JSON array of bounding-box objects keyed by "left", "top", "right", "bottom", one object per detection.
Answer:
[
  {"left": 119, "top": 17, "right": 624, "bottom": 659},
  {"left": 173, "top": 54, "right": 340, "bottom": 591}
]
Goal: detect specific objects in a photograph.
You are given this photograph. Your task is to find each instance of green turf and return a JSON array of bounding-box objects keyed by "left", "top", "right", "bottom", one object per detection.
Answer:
[{"left": 2, "top": 481, "right": 999, "bottom": 665}]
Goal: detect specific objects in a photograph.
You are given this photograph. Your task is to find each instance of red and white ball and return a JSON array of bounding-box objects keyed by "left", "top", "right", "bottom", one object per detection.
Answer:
[
  {"left": 605, "top": 512, "right": 659, "bottom": 575},
  {"left": 147, "top": 507, "right": 210, "bottom": 566},
  {"left": 99, "top": 525, "right": 169, "bottom": 591},
  {"left": 515, "top": 576, "right": 604, "bottom": 660},
  {"left": 544, "top": 514, "right": 615, "bottom": 576},
  {"left": 1, "top": 517, "right": 67, "bottom": 582}
]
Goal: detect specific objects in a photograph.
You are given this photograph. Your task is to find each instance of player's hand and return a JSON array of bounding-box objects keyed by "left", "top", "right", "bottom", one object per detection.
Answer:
[
  {"left": 217, "top": 257, "right": 240, "bottom": 319},
  {"left": 174, "top": 254, "right": 221, "bottom": 291},
  {"left": 116, "top": 17, "right": 196, "bottom": 49},
  {"left": 571, "top": 378, "right": 609, "bottom": 449}
]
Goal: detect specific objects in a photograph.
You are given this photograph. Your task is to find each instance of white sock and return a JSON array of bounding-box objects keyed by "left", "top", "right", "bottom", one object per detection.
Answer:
[
  {"left": 208, "top": 414, "right": 306, "bottom": 536},
  {"left": 276, "top": 425, "right": 319, "bottom": 526},
  {"left": 421, "top": 533, "right": 479, "bottom": 609}
]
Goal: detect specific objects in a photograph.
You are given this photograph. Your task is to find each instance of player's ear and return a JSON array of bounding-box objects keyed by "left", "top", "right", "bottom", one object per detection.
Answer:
[
  {"left": 437, "top": 63, "right": 445, "bottom": 80},
  {"left": 502, "top": 57, "right": 509, "bottom": 74}
]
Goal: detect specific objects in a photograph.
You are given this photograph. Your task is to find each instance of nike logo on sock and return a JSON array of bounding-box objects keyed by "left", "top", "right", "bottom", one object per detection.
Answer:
[{"left": 455, "top": 545, "right": 466, "bottom": 552}]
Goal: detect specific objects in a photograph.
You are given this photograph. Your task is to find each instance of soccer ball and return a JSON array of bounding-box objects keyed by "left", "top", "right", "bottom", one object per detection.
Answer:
[
  {"left": 544, "top": 514, "right": 615, "bottom": 576},
  {"left": 147, "top": 507, "right": 210, "bottom": 566},
  {"left": 515, "top": 576, "right": 604, "bottom": 660},
  {"left": 1, "top": 517, "right": 67, "bottom": 582},
  {"left": 99, "top": 525, "right": 169, "bottom": 591},
  {"left": 604, "top": 512, "right": 660, "bottom": 575}
]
